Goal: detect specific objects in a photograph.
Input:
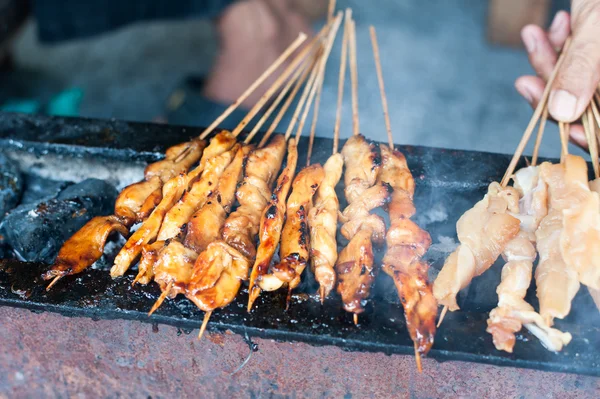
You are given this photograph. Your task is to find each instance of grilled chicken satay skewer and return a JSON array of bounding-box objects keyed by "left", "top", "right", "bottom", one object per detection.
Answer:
[
  {"left": 44, "top": 139, "right": 206, "bottom": 289},
  {"left": 247, "top": 13, "right": 342, "bottom": 312},
  {"left": 368, "top": 26, "right": 437, "bottom": 371},
  {"left": 303, "top": 10, "right": 350, "bottom": 302},
  {"left": 335, "top": 15, "right": 389, "bottom": 325},
  {"left": 486, "top": 166, "right": 571, "bottom": 352}
]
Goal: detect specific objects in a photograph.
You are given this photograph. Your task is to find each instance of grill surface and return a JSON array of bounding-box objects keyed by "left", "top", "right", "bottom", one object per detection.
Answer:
[{"left": 0, "top": 112, "right": 598, "bottom": 376}]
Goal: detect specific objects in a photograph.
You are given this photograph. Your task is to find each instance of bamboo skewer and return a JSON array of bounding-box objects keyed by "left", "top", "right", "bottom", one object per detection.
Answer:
[
  {"left": 148, "top": 281, "right": 173, "bottom": 316},
  {"left": 349, "top": 18, "right": 360, "bottom": 136},
  {"left": 501, "top": 38, "right": 571, "bottom": 186},
  {"left": 245, "top": 56, "right": 315, "bottom": 144},
  {"left": 531, "top": 107, "right": 549, "bottom": 167},
  {"left": 199, "top": 33, "right": 307, "bottom": 139},
  {"left": 369, "top": 26, "right": 394, "bottom": 149},
  {"left": 231, "top": 26, "right": 334, "bottom": 139},
  {"left": 587, "top": 108, "right": 599, "bottom": 178},
  {"left": 295, "top": 13, "right": 343, "bottom": 142},
  {"left": 559, "top": 122, "right": 569, "bottom": 161},
  {"left": 198, "top": 311, "right": 212, "bottom": 340},
  {"left": 333, "top": 11, "right": 350, "bottom": 154},
  {"left": 259, "top": 51, "right": 322, "bottom": 147}
]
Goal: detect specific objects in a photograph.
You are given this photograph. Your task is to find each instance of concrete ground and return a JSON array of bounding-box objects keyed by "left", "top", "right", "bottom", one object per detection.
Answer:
[{"left": 5, "top": 0, "right": 581, "bottom": 159}]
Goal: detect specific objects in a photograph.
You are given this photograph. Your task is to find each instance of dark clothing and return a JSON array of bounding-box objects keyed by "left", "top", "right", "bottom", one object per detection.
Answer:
[{"left": 33, "top": 0, "right": 235, "bottom": 43}]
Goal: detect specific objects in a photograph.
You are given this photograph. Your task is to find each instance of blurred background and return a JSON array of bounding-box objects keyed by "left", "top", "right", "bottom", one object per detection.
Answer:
[{"left": 0, "top": 0, "right": 576, "bottom": 157}]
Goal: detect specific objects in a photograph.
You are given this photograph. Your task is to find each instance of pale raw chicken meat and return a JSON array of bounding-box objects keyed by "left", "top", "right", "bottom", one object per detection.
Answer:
[
  {"left": 487, "top": 166, "right": 571, "bottom": 352},
  {"left": 535, "top": 155, "right": 588, "bottom": 325},
  {"left": 433, "top": 182, "right": 521, "bottom": 310}
]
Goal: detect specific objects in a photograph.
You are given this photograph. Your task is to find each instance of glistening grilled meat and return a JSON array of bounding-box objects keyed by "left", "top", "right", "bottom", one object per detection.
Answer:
[
  {"left": 248, "top": 139, "right": 298, "bottom": 311},
  {"left": 261, "top": 164, "right": 325, "bottom": 303},
  {"left": 308, "top": 153, "right": 343, "bottom": 301},
  {"left": 222, "top": 134, "right": 287, "bottom": 260},
  {"left": 378, "top": 144, "right": 436, "bottom": 358}
]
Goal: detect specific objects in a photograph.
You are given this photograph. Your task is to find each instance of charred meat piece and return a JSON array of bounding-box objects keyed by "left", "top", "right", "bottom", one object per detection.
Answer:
[
  {"left": 308, "top": 153, "right": 343, "bottom": 301},
  {"left": 378, "top": 144, "right": 436, "bottom": 359},
  {"left": 43, "top": 216, "right": 128, "bottom": 287},
  {"left": 2, "top": 178, "right": 118, "bottom": 263},
  {"left": 222, "top": 134, "right": 287, "bottom": 260},
  {"left": 267, "top": 164, "right": 325, "bottom": 298},
  {"left": 248, "top": 139, "right": 298, "bottom": 311},
  {"left": 341, "top": 134, "right": 380, "bottom": 203},
  {"left": 0, "top": 153, "right": 22, "bottom": 221}
]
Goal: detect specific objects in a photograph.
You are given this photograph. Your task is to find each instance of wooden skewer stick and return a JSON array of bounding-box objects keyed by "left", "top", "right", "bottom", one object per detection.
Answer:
[
  {"left": 231, "top": 25, "right": 334, "bottom": 139},
  {"left": 587, "top": 107, "right": 599, "bottom": 178},
  {"left": 531, "top": 107, "right": 549, "bottom": 167},
  {"left": 414, "top": 342, "right": 423, "bottom": 373},
  {"left": 258, "top": 52, "right": 321, "bottom": 147},
  {"left": 285, "top": 61, "right": 322, "bottom": 140},
  {"left": 353, "top": 313, "right": 359, "bottom": 326},
  {"left": 369, "top": 26, "right": 394, "bottom": 149},
  {"left": 148, "top": 281, "right": 173, "bottom": 316},
  {"left": 295, "top": 13, "right": 343, "bottom": 142},
  {"left": 244, "top": 57, "right": 312, "bottom": 144},
  {"left": 591, "top": 97, "right": 600, "bottom": 129},
  {"left": 46, "top": 275, "right": 63, "bottom": 291},
  {"left": 333, "top": 10, "right": 350, "bottom": 154},
  {"left": 327, "top": 0, "right": 336, "bottom": 22},
  {"left": 349, "top": 17, "right": 360, "bottom": 136},
  {"left": 199, "top": 33, "right": 307, "bottom": 140},
  {"left": 559, "top": 122, "right": 569, "bottom": 161},
  {"left": 437, "top": 305, "right": 448, "bottom": 328},
  {"left": 500, "top": 38, "right": 571, "bottom": 186},
  {"left": 198, "top": 311, "right": 212, "bottom": 340}
]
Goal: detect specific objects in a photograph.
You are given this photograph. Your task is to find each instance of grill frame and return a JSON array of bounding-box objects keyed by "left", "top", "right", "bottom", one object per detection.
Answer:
[{"left": 0, "top": 112, "right": 598, "bottom": 377}]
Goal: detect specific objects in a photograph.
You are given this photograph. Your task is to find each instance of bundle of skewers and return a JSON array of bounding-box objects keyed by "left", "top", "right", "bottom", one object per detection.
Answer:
[
  {"left": 434, "top": 37, "right": 600, "bottom": 354},
  {"left": 41, "top": 2, "right": 438, "bottom": 372}
]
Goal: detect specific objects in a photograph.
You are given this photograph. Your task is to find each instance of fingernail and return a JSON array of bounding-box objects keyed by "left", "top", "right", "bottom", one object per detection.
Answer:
[
  {"left": 521, "top": 30, "right": 536, "bottom": 53},
  {"left": 549, "top": 13, "right": 564, "bottom": 34},
  {"left": 549, "top": 89, "right": 578, "bottom": 121}
]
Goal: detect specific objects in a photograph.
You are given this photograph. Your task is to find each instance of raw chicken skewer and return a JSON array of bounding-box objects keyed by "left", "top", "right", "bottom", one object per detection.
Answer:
[
  {"left": 486, "top": 166, "right": 571, "bottom": 352},
  {"left": 369, "top": 26, "right": 437, "bottom": 371}
]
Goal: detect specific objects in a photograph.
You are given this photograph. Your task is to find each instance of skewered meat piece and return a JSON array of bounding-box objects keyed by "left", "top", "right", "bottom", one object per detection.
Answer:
[
  {"left": 339, "top": 183, "right": 391, "bottom": 245},
  {"left": 111, "top": 173, "right": 188, "bottom": 278},
  {"left": 185, "top": 137, "right": 286, "bottom": 319},
  {"left": 535, "top": 155, "right": 589, "bottom": 324},
  {"left": 341, "top": 134, "right": 381, "bottom": 203},
  {"left": 487, "top": 167, "right": 571, "bottom": 351},
  {"left": 157, "top": 145, "right": 238, "bottom": 241},
  {"left": 147, "top": 240, "right": 199, "bottom": 314},
  {"left": 336, "top": 228, "right": 374, "bottom": 314},
  {"left": 308, "top": 153, "right": 344, "bottom": 301},
  {"left": 378, "top": 144, "right": 436, "bottom": 357},
  {"left": 134, "top": 240, "right": 165, "bottom": 285},
  {"left": 222, "top": 134, "right": 287, "bottom": 260},
  {"left": 335, "top": 135, "right": 385, "bottom": 317},
  {"left": 43, "top": 216, "right": 128, "bottom": 286},
  {"left": 248, "top": 139, "right": 298, "bottom": 311},
  {"left": 433, "top": 182, "right": 521, "bottom": 311},
  {"left": 587, "top": 178, "right": 600, "bottom": 311},
  {"left": 186, "top": 241, "right": 250, "bottom": 312},
  {"left": 261, "top": 164, "right": 325, "bottom": 300},
  {"left": 184, "top": 145, "right": 250, "bottom": 253},
  {"left": 115, "top": 138, "right": 205, "bottom": 226}
]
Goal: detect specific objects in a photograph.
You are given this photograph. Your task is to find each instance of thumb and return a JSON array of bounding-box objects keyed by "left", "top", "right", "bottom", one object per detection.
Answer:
[{"left": 549, "top": 1, "right": 600, "bottom": 123}]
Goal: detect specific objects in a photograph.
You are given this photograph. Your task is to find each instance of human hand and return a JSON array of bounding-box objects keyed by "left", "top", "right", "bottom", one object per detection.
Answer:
[{"left": 515, "top": 1, "right": 600, "bottom": 149}]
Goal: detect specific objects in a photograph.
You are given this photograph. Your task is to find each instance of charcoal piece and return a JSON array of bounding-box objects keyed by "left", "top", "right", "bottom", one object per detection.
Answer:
[
  {"left": 19, "top": 174, "right": 72, "bottom": 205},
  {"left": 1, "top": 178, "right": 118, "bottom": 263},
  {"left": 0, "top": 153, "right": 23, "bottom": 220}
]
